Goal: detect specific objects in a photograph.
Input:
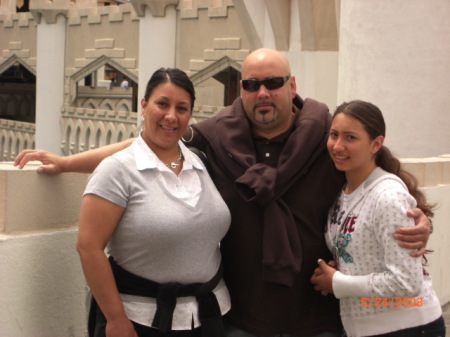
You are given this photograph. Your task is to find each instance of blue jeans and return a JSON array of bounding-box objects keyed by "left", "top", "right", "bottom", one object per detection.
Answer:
[
  {"left": 224, "top": 322, "right": 342, "bottom": 337},
  {"left": 368, "top": 316, "right": 446, "bottom": 337}
]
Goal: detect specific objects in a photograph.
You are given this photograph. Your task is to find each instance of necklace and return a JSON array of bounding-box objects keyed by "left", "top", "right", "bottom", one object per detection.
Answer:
[{"left": 165, "top": 146, "right": 183, "bottom": 169}]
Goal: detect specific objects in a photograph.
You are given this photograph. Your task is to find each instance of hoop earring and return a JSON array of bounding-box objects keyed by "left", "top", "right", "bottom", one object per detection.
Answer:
[
  {"left": 181, "top": 125, "right": 194, "bottom": 143},
  {"left": 140, "top": 115, "right": 145, "bottom": 131}
]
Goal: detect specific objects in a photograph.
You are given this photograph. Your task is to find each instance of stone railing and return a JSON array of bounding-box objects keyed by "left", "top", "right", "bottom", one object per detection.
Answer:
[
  {"left": 0, "top": 118, "right": 35, "bottom": 161},
  {"left": 60, "top": 105, "right": 138, "bottom": 155},
  {"left": 401, "top": 155, "right": 450, "bottom": 187},
  {"left": 400, "top": 155, "right": 450, "bottom": 305},
  {"left": 0, "top": 104, "right": 225, "bottom": 160},
  {"left": 0, "top": 110, "right": 137, "bottom": 160},
  {"left": 60, "top": 104, "right": 224, "bottom": 156}
]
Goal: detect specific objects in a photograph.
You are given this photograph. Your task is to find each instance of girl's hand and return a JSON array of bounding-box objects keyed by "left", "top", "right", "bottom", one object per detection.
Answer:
[{"left": 310, "top": 259, "right": 337, "bottom": 295}]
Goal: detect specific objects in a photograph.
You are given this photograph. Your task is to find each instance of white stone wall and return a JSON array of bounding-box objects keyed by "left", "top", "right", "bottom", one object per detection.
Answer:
[
  {"left": 402, "top": 155, "right": 450, "bottom": 304},
  {"left": 0, "top": 163, "right": 90, "bottom": 337}
]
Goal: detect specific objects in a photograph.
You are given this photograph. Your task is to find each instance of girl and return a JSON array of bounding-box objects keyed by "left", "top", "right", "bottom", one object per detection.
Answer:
[{"left": 311, "top": 100, "right": 445, "bottom": 337}]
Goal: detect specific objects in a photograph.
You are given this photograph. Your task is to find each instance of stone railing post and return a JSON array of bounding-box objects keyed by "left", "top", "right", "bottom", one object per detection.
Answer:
[{"left": 132, "top": 0, "right": 178, "bottom": 110}]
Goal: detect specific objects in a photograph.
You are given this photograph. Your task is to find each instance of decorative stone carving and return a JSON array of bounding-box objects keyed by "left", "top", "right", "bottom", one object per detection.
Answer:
[
  {"left": 131, "top": 0, "right": 179, "bottom": 17},
  {"left": 29, "top": 0, "right": 69, "bottom": 24}
]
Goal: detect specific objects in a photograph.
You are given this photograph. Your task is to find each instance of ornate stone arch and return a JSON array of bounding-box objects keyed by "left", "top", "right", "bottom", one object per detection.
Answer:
[
  {"left": 109, "top": 122, "right": 119, "bottom": 143},
  {"left": 61, "top": 119, "right": 76, "bottom": 155},
  {"left": 117, "top": 98, "right": 132, "bottom": 112},
  {"left": 73, "top": 120, "right": 84, "bottom": 154},
  {"left": 128, "top": 123, "right": 138, "bottom": 139},
  {"left": 22, "top": 132, "right": 35, "bottom": 150},
  {"left": 14, "top": 136, "right": 22, "bottom": 159},
  {"left": 105, "top": 123, "right": 115, "bottom": 146},
  {"left": 99, "top": 99, "right": 115, "bottom": 111},
  {"left": 116, "top": 123, "right": 129, "bottom": 143},
  {"left": 93, "top": 121, "right": 107, "bottom": 148},
  {"left": 6, "top": 130, "right": 14, "bottom": 160},
  {"left": 82, "top": 98, "right": 98, "bottom": 110},
  {"left": 84, "top": 120, "right": 96, "bottom": 151},
  {"left": 0, "top": 133, "right": 5, "bottom": 160}
]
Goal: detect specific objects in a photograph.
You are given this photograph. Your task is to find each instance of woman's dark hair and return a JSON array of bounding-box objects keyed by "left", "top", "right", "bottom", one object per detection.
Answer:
[
  {"left": 333, "top": 100, "right": 434, "bottom": 218},
  {"left": 143, "top": 67, "right": 196, "bottom": 110}
]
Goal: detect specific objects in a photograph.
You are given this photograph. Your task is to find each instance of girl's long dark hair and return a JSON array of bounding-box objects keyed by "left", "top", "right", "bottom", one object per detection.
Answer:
[{"left": 333, "top": 100, "right": 434, "bottom": 218}]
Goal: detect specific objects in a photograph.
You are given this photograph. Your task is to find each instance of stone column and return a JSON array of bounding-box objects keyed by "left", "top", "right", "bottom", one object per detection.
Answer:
[
  {"left": 132, "top": 0, "right": 178, "bottom": 108},
  {"left": 30, "top": 2, "right": 68, "bottom": 155},
  {"left": 337, "top": 0, "right": 450, "bottom": 157}
]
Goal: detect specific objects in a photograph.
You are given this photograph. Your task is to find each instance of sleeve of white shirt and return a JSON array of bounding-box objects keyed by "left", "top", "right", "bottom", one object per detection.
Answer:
[
  {"left": 84, "top": 156, "right": 129, "bottom": 208},
  {"left": 333, "top": 272, "right": 371, "bottom": 298}
]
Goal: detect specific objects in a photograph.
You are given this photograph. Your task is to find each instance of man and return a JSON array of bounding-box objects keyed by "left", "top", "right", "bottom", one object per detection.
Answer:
[
  {"left": 185, "top": 48, "right": 344, "bottom": 336},
  {"left": 14, "top": 48, "right": 430, "bottom": 337}
]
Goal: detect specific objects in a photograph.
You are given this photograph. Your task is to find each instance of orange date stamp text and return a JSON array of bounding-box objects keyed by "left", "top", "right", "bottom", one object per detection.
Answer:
[{"left": 360, "top": 297, "right": 423, "bottom": 308}]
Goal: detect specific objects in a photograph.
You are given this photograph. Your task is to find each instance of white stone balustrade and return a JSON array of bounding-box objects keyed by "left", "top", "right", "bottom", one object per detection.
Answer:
[
  {"left": 0, "top": 104, "right": 222, "bottom": 161},
  {"left": 0, "top": 118, "right": 35, "bottom": 161},
  {"left": 60, "top": 106, "right": 138, "bottom": 155}
]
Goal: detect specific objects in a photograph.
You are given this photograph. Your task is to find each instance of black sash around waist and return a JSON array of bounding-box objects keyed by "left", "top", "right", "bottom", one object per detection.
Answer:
[{"left": 89, "top": 257, "right": 225, "bottom": 337}]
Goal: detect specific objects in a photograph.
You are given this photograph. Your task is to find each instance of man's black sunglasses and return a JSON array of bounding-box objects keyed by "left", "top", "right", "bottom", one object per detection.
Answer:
[{"left": 241, "top": 75, "right": 291, "bottom": 92}]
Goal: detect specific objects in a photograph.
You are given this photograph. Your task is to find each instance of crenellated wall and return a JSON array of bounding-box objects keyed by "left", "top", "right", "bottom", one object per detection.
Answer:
[
  {"left": 63, "top": 3, "right": 140, "bottom": 106},
  {"left": 0, "top": 12, "right": 37, "bottom": 71},
  {"left": 0, "top": 0, "right": 255, "bottom": 159}
]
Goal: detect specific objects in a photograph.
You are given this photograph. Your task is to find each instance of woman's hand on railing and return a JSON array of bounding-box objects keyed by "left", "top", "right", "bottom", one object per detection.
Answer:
[{"left": 14, "top": 149, "right": 65, "bottom": 175}]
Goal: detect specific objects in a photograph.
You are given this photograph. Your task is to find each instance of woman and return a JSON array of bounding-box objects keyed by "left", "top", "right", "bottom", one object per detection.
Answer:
[
  {"left": 311, "top": 100, "right": 445, "bottom": 337},
  {"left": 76, "top": 68, "right": 231, "bottom": 337}
]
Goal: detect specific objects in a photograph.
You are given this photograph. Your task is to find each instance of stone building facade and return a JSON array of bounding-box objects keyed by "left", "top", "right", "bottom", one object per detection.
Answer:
[{"left": 1, "top": 0, "right": 343, "bottom": 159}]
